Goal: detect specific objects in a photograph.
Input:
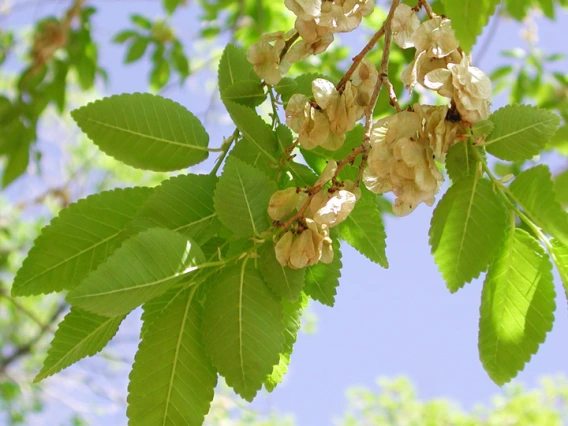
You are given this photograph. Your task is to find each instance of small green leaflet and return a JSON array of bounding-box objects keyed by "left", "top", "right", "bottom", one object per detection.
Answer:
[
  {"left": 338, "top": 194, "right": 388, "bottom": 267},
  {"left": 202, "top": 264, "right": 284, "bottom": 401},
  {"left": 218, "top": 44, "right": 259, "bottom": 93},
  {"left": 125, "top": 37, "right": 149, "bottom": 64},
  {"left": 471, "top": 119, "right": 494, "bottom": 140},
  {"left": 67, "top": 228, "right": 205, "bottom": 317},
  {"left": 265, "top": 294, "right": 307, "bottom": 392},
  {"left": 71, "top": 93, "right": 210, "bottom": 171},
  {"left": 127, "top": 288, "right": 217, "bottom": 426},
  {"left": 163, "top": 0, "right": 184, "bottom": 15},
  {"left": 259, "top": 243, "right": 306, "bottom": 301},
  {"left": 221, "top": 80, "right": 266, "bottom": 108},
  {"left": 229, "top": 135, "right": 280, "bottom": 179},
  {"left": 224, "top": 101, "right": 279, "bottom": 165},
  {"left": 509, "top": 165, "right": 568, "bottom": 248},
  {"left": 550, "top": 239, "right": 568, "bottom": 300},
  {"left": 485, "top": 105, "right": 560, "bottom": 162},
  {"left": 304, "top": 238, "right": 342, "bottom": 307},
  {"left": 129, "top": 173, "right": 219, "bottom": 245},
  {"left": 35, "top": 308, "right": 125, "bottom": 382},
  {"left": 275, "top": 73, "right": 325, "bottom": 104},
  {"left": 445, "top": 141, "right": 478, "bottom": 182},
  {"left": 214, "top": 157, "right": 277, "bottom": 237},
  {"left": 12, "top": 187, "right": 152, "bottom": 297},
  {"left": 479, "top": 228, "right": 555, "bottom": 385},
  {"left": 442, "top": 0, "right": 500, "bottom": 53},
  {"left": 429, "top": 176, "right": 509, "bottom": 292},
  {"left": 504, "top": 0, "right": 532, "bottom": 20}
]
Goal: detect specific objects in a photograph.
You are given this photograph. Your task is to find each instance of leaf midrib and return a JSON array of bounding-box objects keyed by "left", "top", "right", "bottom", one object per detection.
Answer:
[
  {"left": 162, "top": 288, "right": 195, "bottom": 425},
  {"left": 19, "top": 231, "right": 121, "bottom": 288},
  {"left": 486, "top": 116, "right": 558, "bottom": 145},
  {"left": 76, "top": 115, "right": 210, "bottom": 151},
  {"left": 36, "top": 313, "right": 123, "bottom": 381}
]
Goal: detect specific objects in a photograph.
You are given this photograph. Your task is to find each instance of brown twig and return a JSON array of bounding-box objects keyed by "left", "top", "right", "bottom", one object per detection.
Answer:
[
  {"left": 364, "top": 0, "right": 399, "bottom": 140},
  {"left": 280, "top": 143, "right": 369, "bottom": 229},
  {"left": 0, "top": 301, "right": 66, "bottom": 374},
  {"left": 280, "top": 31, "right": 300, "bottom": 62},
  {"left": 279, "top": 0, "right": 402, "bottom": 231},
  {"left": 336, "top": 26, "right": 386, "bottom": 93},
  {"left": 381, "top": 75, "right": 402, "bottom": 111},
  {"left": 418, "top": 0, "right": 436, "bottom": 19}
]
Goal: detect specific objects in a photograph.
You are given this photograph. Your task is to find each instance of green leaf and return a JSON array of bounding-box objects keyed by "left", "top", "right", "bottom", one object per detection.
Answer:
[
  {"left": 129, "top": 174, "right": 219, "bottom": 245},
  {"left": 214, "top": 157, "right": 277, "bottom": 237},
  {"left": 537, "top": 0, "right": 555, "bottom": 18},
  {"left": 549, "top": 124, "right": 568, "bottom": 155},
  {"left": 442, "top": 0, "right": 500, "bottom": 53},
  {"left": 445, "top": 141, "right": 479, "bottom": 182},
  {"left": 2, "top": 142, "right": 29, "bottom": 188},
  {"left": 509, "top": 165, "right": 568, "bottom": 248},
  {"left": 67, "top": 228, "right": 205, "bottom": 317},
  {"left": 550, "top": 239, "right": 568, "bottom": 300},
  {"left": 113, "top": 30, "right": 138, "bottom": 44},
  {"left": 471, "top": 119, "right": 494, "bottom": 139},
  {"left": 218, "top": 44, "right": 258, "bottom": 93},
  {"left": 35, "top": 309, "right": 125, "bottom": 382},
  {"left": 170, "top": 42, "right": 190, "bottom": 80},
  {"left": 130, "top": 14, "right": 153, "bottom": 30},
  {"left": 258, "top": 243, "right": 306, "bottom": 301},
  {"left": 224, "top": 101, "right": 279, "bottom": 165},
  {"left": 337, "top": 194, "right": 388, "bottom": 267},
  {"left": 125, "top": 37, "right": 149, "bottom": 63},
  {"left": 275, "top": 73, "right": 326, "bottom": 104},
  {"left": 163, "top": 0, "right": 184, "bottom": 15},
  {"left": 429, "top": 175, "right": 509, "bottom": 292},
  {"left": 505, "top": 0, "right": 532, "bottom": 20},
  {"left": 202, "top": 264, "right": 284, "bottom": 401},
  {"left": 485, "top": 105, "right": 561, "bottom": 162},
  {"left": 479, "top": 228, "right": 555, "bottom": 385},
  {"left": 127, "top": 287, "right": 217, "bottom": 426},
  {"left": 265, "top": 294, "right": 307, "bottom": 392},
  {"left": 304, "top": 238, "right": 342, "bottom": 306},
  {"left": 71, "top": 93, "right": 210, "bottom": 171},
  {"left": 221, "top": 80, "right": 266, "bottom": 108},
  {"left": 12, "top": 187, "right": 152, "bottom": 296},
  {"left": 554, "top": 169, "right": 568, "bottom": 206},
  {"left": 150, "top": 56, "right": 170, "bottom": 90}
]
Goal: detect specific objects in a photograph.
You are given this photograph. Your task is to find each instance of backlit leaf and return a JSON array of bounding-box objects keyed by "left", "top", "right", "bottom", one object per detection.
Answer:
[
  {"left": 479, "top": 228, "right": 555, "bottom": 385},
  {"left": 71, "top": 93, "right": 210, "bottom": 171}
]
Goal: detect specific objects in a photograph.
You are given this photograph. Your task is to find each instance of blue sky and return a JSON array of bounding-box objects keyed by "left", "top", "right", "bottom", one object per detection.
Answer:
[{"left": 5, "top": 2, "right": 568, "bottom": 425}]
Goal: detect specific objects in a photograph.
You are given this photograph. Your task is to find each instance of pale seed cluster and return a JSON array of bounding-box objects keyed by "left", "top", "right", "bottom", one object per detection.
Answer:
[
  {"left": 361, "top": 5, "right": 490, "bottom": 216},
  {"left": 247, "top": 0, "right": 374, "bottom": 85},
  {"left": 268, "top": 161, "right": 360, "bottom": 268},
  {"left": 264, "top": 3, "right": 494, "bottom": 266},
  {"left": 394, "top": 4, "right": 492, "bottom": 125},
  {"left": 285, "top": 59, "right": 378, "bottom": 150},
  {"left": 363, "top": 105, "right": 466, "bottom": 216}
]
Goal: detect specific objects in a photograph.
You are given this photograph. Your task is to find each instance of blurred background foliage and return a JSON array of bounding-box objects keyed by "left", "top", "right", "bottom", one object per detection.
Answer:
[{"left": 0, "top": 0, "right": 567, "bottom": 424}]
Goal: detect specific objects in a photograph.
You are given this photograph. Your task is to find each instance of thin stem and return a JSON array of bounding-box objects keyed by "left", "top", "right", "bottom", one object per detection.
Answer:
[
  {"left": 336, "top": 27, "right": 386, "bottom": 92},
  {"left": 418, "top": 0, "right": 436, "bottom": 19},
  {"left": 280, "top": 31, "right": 299, "bottom": 62},
  {"left": 210, "top": 129, "right": 239, "bottom": 175},
  {"left": 280, "top": 0, "right": 401, "bottom": 231},
  {"left": 472, "top": 147, "right": 553, "bottom": 251},
  {"left": 364, "top": 0, "right": 399, "bottom": 139},
  {"left": 267, "top": 86, "right": 282, "bottom": 128}
]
